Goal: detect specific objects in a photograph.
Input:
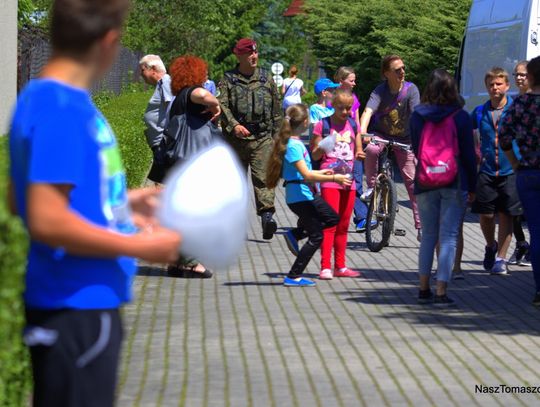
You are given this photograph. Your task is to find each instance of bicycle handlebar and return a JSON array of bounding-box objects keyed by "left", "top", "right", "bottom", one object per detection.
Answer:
[{"left": 361, "top": 134, "right": 411, "bottom": 151}]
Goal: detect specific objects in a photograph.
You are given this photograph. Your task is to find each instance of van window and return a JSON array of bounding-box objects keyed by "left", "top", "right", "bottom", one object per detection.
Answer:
[
  {"left": 469, "top": 0, "right": 493, "bottom": 26},
  {"left": 461, "top": 23, "right": 524, "bottom": 110},
  {"left": 469, "top": 0, "right": 529, "bottom": 26}
]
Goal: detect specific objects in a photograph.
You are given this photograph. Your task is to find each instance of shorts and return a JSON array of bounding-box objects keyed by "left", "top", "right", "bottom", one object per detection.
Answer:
[
  {"left": 471, "top": 172, "right": 523, "bottom": 216},
  {"left": 24, "top": 308, "right": 123, "bottom": 407}
]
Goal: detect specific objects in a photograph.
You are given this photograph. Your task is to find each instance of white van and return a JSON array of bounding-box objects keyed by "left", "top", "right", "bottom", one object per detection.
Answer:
[{"left": 457, "top": 0, "right": 540, "bottom": 111}]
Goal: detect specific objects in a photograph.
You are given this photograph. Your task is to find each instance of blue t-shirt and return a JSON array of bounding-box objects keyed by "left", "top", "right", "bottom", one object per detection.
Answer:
[
  {"left": 283, "top": 138, "right": 314, "bottom": 203},
  {"left": 309, "top": 103, "right": 334, "bottom": 125},
  {"left": 9, "top": 79, "right": 137, "bottom": 310}
]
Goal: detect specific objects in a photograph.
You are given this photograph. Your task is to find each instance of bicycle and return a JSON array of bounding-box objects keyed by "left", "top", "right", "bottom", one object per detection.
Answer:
[{"left": 361, "top": 134, "right": 412, "bottom": 252}]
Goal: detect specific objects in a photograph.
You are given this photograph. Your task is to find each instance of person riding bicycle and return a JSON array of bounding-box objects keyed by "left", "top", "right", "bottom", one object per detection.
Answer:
[{"left": 360, "top": 54, "right": 422, "bottom": 241}]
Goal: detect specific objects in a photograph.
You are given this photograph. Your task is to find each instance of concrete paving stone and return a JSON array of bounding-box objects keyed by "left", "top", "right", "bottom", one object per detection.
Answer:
[{"left": 119, "top": 182, "right": 540, "bottom": 407}]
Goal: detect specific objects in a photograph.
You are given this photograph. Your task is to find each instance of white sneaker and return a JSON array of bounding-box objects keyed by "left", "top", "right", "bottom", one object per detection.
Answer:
[{"left": 360, "top": 188, "right": 373, "bottom": 201}]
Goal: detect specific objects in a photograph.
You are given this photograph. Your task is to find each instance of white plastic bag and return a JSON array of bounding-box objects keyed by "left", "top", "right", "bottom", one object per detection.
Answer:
[
  {"left": 158, "top": 142, "right": 249, "bottom": 268},
  {"left": 317, "top": 133, "right": 336, "bottom": 153}
]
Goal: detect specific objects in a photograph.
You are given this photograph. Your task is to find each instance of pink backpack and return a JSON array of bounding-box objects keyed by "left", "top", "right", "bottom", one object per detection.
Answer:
[{"left": 417, "top": 111, "right": 459, "bottom": 188}]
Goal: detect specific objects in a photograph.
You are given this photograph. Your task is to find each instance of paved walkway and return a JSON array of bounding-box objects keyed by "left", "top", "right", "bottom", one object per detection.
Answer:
[{"left": 117, "top": 182, "right": 540, "bottom": 407}]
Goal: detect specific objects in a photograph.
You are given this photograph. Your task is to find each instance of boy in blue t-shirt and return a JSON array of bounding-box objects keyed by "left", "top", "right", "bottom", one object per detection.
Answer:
[
  {"left": 309, "top": 78, "right": 339, "bottom": 129},
  {"left": 8, "top": 1, "right": 181, "bottom": 405}
]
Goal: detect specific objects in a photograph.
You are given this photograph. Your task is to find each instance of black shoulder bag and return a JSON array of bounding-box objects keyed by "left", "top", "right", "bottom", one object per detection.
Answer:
[{"left": 161, "top": 87, "right": 222, "bottom": 168}]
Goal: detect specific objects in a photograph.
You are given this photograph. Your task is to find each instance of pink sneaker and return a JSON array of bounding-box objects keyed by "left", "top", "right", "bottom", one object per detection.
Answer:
[
  {"left": 334, "top": 268, "right": 361, "bottom": 278},
  {"left": 319, "top": 268, "right": 333, "bottom": 280}
]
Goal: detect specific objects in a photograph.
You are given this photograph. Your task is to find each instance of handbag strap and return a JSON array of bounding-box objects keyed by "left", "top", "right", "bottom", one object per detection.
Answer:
[
  {"left": 373, "top": 81, "right": 412, "bottom": 120},
  {"left": 284, "top": 78, "right": 297, "bottom": 97},
  {"left": 180, "top": 86, "right": 192, "bottom": 113}
]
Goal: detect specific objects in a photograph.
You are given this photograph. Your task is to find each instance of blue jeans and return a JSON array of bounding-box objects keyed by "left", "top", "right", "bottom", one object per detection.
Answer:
[
  {"left": 417, "top": 188, "right": 467, "bottom": 283},
  {"left": 352, "top": 160, "right": 368, "bottom": 224},
  {"left": 516, "top": 170, "right": 540, "bottom": 292}
]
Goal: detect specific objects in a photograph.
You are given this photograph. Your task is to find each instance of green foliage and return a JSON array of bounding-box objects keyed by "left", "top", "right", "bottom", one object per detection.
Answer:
[
  {"left": 0, "top": 89, "right": 152, "bottom": 405},
  {"left": 18, "top": 0, "right": 35, "bottom": 27},
  {"left": 0, "top": 138, "right": 31, "bottom": 407},
  {"left": 18, "top": 0, "right": 51, "bottom": 28},
  {"left": 252, "top": 0, "right": 309, "bottom": 70},
  {"left": 123, "top": 0, "right": 270, "bottom": 79},
  {"left": 96, "top": 89, "right": 154, "bottom": 188},
  {"left": 303, "top": 0, "right": 472, "bottom": 102}
]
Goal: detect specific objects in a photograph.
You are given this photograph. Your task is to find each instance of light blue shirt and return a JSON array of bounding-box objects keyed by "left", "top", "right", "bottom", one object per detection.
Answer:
[
  {"left": 143, "top": 74, "right": 173, "bottom": 147},
  {"left": 309, "top": 103, "right": 334, "bottom": 124},
  {"left": 283, "top": 138, "right": 314, "bottom": 203},
  {"left": 204, "top": 79, "right": 217, "bottom": 95}
]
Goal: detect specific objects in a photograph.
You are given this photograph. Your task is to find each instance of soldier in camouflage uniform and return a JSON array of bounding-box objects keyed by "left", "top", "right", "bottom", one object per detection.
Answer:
[{"left": 218, "top": 38, "right": 283, "bottom": 240}]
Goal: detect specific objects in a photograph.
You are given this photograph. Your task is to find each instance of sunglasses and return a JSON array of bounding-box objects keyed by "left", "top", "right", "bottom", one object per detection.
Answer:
[
  {"left": 513, "top": 72, "right": 527, "bottom": 78},
  {"left": 393, "top": 66, "right": 406, "bottom": 74}
]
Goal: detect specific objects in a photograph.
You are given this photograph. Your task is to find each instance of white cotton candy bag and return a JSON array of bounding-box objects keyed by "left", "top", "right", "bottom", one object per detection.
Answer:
[
  {"left": 158, "top": 142, "right": 249, "bottom": 268},
  {"left": 317, "top": 133, "right": 336, "bottom": 153}
]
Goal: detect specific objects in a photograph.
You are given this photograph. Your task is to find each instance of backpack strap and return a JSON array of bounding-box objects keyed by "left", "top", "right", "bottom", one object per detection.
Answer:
[
  {"left": 473, "top": 103, "right": 489, "bottom": 129},
  {"left": 259, "top": 68, "right": 269, "bottom": 84},
  {"left": 223, "top": 71, "right": 239, "bottom": 85},
  {"left": 322, "top": 116, "right": 357, "bottom": 136},
  {"left": 347, "top": 116, "right": 358, "bottom": 134},
  {"left": 322, "top": 116, "right": 331, "bottom": 138}
]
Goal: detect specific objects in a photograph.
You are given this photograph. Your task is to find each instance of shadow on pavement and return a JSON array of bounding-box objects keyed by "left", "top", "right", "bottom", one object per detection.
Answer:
[
  {"left": 246, "top": 238, "right": 271, "bottom": 244},
  {"left": 223, "top": 281, "right": 283, "bottom": 286},
  {"left": 332, "top": 268, "right": 540, "bottom": 336}
]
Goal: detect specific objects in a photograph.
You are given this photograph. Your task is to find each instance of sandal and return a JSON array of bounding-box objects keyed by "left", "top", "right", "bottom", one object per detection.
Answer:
[{"left": 166, "top": 263, "right": 213, "bottom": 279}]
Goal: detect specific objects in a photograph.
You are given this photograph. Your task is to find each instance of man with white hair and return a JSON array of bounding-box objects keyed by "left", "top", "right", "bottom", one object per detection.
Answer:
[{"left": 140, "top": 54, "right": 173, "bottom": 182}]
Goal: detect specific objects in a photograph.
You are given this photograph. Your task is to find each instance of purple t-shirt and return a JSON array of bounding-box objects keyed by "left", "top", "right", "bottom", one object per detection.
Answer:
[
  {"left": 313, "top": 119, "right": 357, "bottom": 190},
  {"left": 366, "top": 81, "right": 420, "bottom": 141},
  {"left": 351, "top": 93, "right": 361, "bottom": 120}
]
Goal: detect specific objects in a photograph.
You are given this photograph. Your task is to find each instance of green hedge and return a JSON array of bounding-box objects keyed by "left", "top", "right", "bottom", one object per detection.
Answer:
[
  {"left": 0, "top": 88, "right": 152, "bottom": 406},
  {"left": 0, "top": 137, "right": 30, "bottom": 407},
  {"left": 98, "top": 89, "right": 154, "bottom": 188}
]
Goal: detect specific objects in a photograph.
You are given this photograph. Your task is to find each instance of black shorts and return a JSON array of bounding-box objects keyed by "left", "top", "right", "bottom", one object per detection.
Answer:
[
  {"left": 471, "top": 172, "right": 523, "bottom": 216},
  {"left": 24, "top": 308, "right": 123, "bottom": 407}
]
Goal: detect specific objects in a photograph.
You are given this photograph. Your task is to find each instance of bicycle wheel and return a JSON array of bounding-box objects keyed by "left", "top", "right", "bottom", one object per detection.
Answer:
[{"left": 366, "top": 177, "right": 397, "bottom": 252}]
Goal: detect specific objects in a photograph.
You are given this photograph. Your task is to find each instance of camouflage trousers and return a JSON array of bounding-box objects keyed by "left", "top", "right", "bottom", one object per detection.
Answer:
[{"left": 226, "top": 135, "right": 275, "bottom": 215}]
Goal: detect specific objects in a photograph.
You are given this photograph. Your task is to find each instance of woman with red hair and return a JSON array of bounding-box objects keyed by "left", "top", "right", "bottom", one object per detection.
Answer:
[
  {"left": 168, "top": 55, "right": 220, "bottom": 122},
  {"left": 166, "top": 55, "right": 221, "bottom": 279}
]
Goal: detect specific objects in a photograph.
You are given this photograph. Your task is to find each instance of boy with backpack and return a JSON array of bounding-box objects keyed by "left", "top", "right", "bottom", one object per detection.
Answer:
[
  {"left": 471, "top": 67, "right": 522, "bottom": 275},
  {"left": 8, "top": 1, "right": 181, "bottom": 405},
  {"left": 309, "top": 78, "right": 340, "bottom": 126},
  {"left": 409, "top": 69, "right": 477, "bottom": 306}
]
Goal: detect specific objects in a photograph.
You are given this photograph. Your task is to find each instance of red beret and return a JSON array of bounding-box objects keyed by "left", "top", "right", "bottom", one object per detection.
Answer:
[{"left": 233, "top": 38, "right": 257, "bottom": 55}]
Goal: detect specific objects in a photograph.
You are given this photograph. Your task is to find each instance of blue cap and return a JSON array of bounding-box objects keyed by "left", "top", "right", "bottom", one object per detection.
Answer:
[{"left": 314, "top": 78, "right": 340, "bottom": 95}]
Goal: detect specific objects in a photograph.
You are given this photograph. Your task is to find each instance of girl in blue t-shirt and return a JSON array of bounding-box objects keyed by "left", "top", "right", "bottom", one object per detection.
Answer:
[{"left": 266, "top": 104, "right": 352, "bottom": 287}]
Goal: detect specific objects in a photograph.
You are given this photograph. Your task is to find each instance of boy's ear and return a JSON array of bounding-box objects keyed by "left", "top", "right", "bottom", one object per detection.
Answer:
[{"left": 101, "top": 29, "right": 121, "bottom": 50}]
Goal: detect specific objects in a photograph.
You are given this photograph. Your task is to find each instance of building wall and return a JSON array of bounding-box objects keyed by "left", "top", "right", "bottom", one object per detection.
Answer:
[{"left": 0, "top": 0, "right": 18, "bottom": 134}]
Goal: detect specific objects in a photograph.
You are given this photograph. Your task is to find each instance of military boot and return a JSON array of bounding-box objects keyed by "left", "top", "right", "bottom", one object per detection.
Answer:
[{"left": 261, "top": 211, "right": 277, "bottom": 240}]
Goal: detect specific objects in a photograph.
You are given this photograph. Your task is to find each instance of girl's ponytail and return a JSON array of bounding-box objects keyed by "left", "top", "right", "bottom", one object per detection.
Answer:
[{"left": 266, "top": 104, "right": 309, "bottom": 189}]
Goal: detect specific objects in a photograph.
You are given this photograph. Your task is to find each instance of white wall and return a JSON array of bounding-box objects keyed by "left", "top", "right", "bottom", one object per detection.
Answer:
[{"left": 0, "top": 0, "right": 18, "bottom": 135}]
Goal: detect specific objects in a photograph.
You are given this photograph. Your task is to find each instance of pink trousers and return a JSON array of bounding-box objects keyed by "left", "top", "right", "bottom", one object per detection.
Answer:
[{"left": 320, "top": 188, "right": 356, "bottom": 270}]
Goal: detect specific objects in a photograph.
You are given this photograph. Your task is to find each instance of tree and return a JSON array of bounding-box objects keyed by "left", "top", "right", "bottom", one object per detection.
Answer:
[
  {"left": 123, "top": 0, "right": 271, "bottom": 79},
  {"left": 302, "top": 0, "right": 472, "bottom": 101}
]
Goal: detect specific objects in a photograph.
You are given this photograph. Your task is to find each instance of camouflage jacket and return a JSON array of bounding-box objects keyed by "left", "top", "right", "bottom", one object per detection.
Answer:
[{"left": 218, "top": 66, "right": 282, "bottom": 140}]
